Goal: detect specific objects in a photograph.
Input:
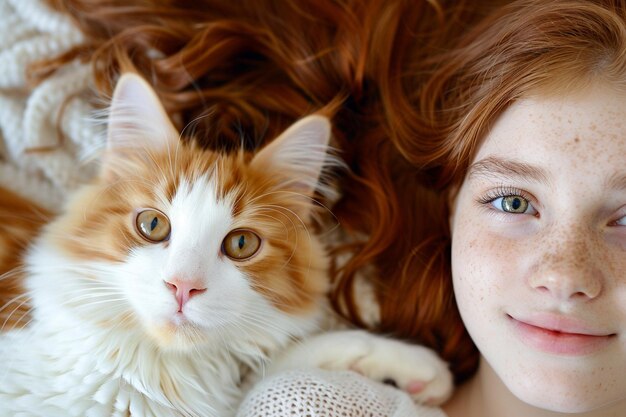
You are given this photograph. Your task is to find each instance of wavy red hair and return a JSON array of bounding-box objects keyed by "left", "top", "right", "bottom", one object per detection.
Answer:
[{"left": 29, "top": 0, "right": 525, "bottom": 383}]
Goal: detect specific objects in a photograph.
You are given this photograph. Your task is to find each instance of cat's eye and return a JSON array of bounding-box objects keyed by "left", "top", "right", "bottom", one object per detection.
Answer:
[
  {"left": 135, "top": 209, "right": 171, "bottom": 242},
  {"left": 222, "top": 229, "right": 261, "bottom": 260}
]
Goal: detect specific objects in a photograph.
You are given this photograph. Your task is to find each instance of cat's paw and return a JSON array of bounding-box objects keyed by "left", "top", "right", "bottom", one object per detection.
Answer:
[{"left": 350, "top": 339, "right": 453, "bottom": 406}]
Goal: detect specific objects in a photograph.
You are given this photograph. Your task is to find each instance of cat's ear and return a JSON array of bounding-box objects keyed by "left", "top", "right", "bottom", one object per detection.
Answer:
[
  {"left": 250, "top": 115, "right": 335, "bottom": 205},
  {"left": 102, "top": 73, "right": 179, "bottom": 179}
]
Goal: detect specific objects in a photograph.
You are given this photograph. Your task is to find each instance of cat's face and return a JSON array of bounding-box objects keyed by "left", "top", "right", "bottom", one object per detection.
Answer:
[{"left": 32, "top": 74, "right": 334, "bottom": 351}]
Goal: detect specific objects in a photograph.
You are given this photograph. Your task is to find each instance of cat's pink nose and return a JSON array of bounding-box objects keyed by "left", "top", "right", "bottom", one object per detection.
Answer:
[{"left": 164, "top": 279, "right": 207, "bottom": 312}]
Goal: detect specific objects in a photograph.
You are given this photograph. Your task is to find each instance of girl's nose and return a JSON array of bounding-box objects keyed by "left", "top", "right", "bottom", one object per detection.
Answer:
[{"left": 528, "top": 231, "right": 603, "bottom": 302}]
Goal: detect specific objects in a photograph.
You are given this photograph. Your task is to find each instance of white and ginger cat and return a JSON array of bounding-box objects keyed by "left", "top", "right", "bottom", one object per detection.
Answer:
[{"left": 0, "top": 74, "right": 452, "bottom": 416}]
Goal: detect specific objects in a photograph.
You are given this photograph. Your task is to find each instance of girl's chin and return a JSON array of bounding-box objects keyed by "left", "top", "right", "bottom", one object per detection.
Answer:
[{"left": 504, "top": 370, "right": 622, "bottom": 414}]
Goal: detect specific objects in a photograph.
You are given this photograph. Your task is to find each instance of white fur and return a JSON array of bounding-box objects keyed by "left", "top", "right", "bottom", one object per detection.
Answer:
[{"left": 0, "top": 182, "right": 323, "bottom": 416}]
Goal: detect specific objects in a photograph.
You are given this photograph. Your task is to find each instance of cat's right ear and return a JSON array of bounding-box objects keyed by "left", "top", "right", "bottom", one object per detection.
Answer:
[{"left": 102, "top": 73, "right": 179, "bottom": 180}]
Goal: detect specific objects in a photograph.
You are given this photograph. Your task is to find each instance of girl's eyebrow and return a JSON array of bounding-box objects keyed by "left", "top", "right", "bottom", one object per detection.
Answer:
[{"left": 467, "top": 156, "right": 550, "bottom": 184}]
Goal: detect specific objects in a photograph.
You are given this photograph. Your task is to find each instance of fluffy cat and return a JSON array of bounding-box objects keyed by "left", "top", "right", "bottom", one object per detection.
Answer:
[{"left": 0, "top": 73, "right": 452, "bottom": 416}]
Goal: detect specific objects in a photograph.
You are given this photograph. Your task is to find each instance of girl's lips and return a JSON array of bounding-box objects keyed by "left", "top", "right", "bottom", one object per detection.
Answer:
[{"left": 508, "top": 314, "right": 615, "bottom": 356}]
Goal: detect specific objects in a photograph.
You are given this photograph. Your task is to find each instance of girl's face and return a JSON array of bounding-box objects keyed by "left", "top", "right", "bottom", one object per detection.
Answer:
[{"left": 450, "top": 84, "right": 626, "bottom": 413}]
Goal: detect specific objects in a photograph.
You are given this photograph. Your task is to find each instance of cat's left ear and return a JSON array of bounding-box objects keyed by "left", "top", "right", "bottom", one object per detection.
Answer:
[
  {"left": 250, "top": 115, "right": 334, "bottom": 200},
  {"left": 102, "top": 73, "right": 179, "bottom": 180}
]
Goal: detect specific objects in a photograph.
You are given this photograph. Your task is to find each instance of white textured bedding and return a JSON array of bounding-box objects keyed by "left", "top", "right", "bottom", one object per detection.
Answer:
[{"left": 0, "top": 0, "right": 99, "bottom": 211}]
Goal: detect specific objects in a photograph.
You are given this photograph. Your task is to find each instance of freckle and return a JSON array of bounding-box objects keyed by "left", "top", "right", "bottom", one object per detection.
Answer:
[{"left": 573, "top": 137, "right": 580, "bottom": 144}]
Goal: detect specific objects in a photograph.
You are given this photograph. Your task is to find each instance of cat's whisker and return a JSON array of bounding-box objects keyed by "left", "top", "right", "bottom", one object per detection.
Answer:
[
  {"left": 0, "top": 266, "right": 27, "bottom": 282},
  {"left": 203, "top": 318, "right": 232, "bottom": 356},
  {"left": 254, "top": 203, "right": 310, "bottom": 237},
  {"left": 0, "top": 293, "right": 31, "bottom": 313},
  {"left": 179, "top": 112, "right": 213, "bottom": 142},
  {"left": 61, "top": 285, "right": 123, "bottom": 293},
  {"left": 67, "top": 296, "right": 129, "bottom": 307},
  {"left": 235, "top": 310, "right": 303, "bottom": 341},
  {"left": 1, "top": 296, "right": 33, "bottom": 332},
  {"left": 245, "top": 189, "right": 313, "bottom": 205},
  {"left": 254, "top": 309, "right": 322, "bottom": 335},
  {"left": 247, "top": 188, "right": 340, "bottom": 232},
  {"left": 0, "top": 234, "right": 34, "bottom": 252},
  {"left": 12, "top": 316, "right": 35, "bottom": 333},
  {"left": 246, "top": 273, "right": 323, "bottom": 304},
  {"left": 62, "top": 291, "right": 126, "bottom": 302},
  {"left": 106, "top": 311, "right": 138, "bottom": 333},
  {"left": 26, "top": 261, "right": 114, "bottom": 274},
  {"left": 79, "top": 177, "right": 156, "bottom": 220},
  {"left": 55, "top": 286, "right": 129, "bottom": 309},
  {"left": 265, "top": 203, "right": 318, "bottom": 276},
  {"left": 2, "top": 309, "right": 35, "bottom": 334},
  {"left": 56, "top": 290, "right": 130, "bottom": 311},
  {"left": 247, "top": 204, "right": 307, "bottom": 269},
  {"left": 114, "top": 224, "right": 138, "bottom": 249},
  {"left": 220, "top": 314, "right": 265, "bottom": 341},
  {"left": 251, "top": 214, "right": 291, "bottom": 234}
]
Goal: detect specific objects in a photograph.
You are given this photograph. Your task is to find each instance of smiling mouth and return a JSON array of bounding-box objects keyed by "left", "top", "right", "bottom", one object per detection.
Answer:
[{"left": 507, "top": 315, "right": 616, "bottom": 356}]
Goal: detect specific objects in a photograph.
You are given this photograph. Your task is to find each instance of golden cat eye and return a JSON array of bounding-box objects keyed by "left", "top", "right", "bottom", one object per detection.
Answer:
[
  {"left": 222, "top": 229, "right": 261, "bottom": 260},
  {"left": 135, "top": 209, "right": 171, "bottom": 242}
]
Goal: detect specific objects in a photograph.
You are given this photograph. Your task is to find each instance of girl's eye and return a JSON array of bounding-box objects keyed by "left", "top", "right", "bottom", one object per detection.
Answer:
[
  {"left": 491, "top": 195, "right": 537, "bottom": 215},
  {"left": 135, "top": 209, "right": 171, "bottom": 242},
  {"left": 222, "top": 229, "right": 262, "bottom": 260},
  {"left": 616, "top": 215, "right": 626, "bottom": 226}
]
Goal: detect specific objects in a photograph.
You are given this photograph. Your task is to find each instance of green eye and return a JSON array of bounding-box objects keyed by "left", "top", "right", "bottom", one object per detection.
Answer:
[
  {"left": 222, "top": 229, "right": 261, "bottom": 260},
  {"left": 499, "top": 195, "right": 529, "bottom": 213},
  {"left": 135, "top": 209, "right": 171, "bottom": 242}
]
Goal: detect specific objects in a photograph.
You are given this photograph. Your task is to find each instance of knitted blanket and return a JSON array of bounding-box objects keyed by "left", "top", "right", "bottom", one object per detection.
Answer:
[{"left": 0, "top": 0, "right": 100, "bottom": 212}]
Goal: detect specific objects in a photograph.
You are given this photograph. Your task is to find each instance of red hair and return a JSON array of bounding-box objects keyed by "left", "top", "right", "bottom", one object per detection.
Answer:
[
  {"left": 33, "top": 0, "right": 519, "bottom": 383},
  {"left": 395, "top": 0, "right": 626, "bottom": 381}
]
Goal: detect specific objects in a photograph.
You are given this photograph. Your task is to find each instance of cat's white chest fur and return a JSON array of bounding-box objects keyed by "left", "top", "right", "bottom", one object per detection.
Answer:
[
  {"left": 0, "top": 312, "right": 242, "bottom": 417},
  {"left": 0, "top": 242, "right": 321, "bottom": 417}
]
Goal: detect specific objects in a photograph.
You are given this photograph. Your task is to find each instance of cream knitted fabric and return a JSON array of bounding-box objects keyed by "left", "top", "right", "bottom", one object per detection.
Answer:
[
  {"left": 0, "top": 0, "right": 101, "bottom": 211},
  {"left": 238, "top": 370, "right": 448, "bottom": 417}
]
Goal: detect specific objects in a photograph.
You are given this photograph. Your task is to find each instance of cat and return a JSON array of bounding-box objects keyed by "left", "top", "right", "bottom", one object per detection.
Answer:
[{"left": 0, "top": 73, "right": 453, "bottom": 416}]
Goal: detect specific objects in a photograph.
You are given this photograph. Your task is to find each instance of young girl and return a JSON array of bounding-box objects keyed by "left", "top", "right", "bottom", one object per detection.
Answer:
[{"left": 238, "top": 0, "right": 626, "bottom": 416}]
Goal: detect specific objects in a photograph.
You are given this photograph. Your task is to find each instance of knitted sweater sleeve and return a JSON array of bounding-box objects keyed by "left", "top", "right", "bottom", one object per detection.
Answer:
[
  {"left": 237, "top": 369, "right": 448, "bottom": 417},
  {"left": 0, "top": 0, "right": 101, "bottom": 211}
]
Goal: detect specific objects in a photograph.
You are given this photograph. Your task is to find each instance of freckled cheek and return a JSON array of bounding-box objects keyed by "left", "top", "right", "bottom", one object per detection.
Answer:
[{"left": 451, "top": 217, "right": 518, "bottom": 308}]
